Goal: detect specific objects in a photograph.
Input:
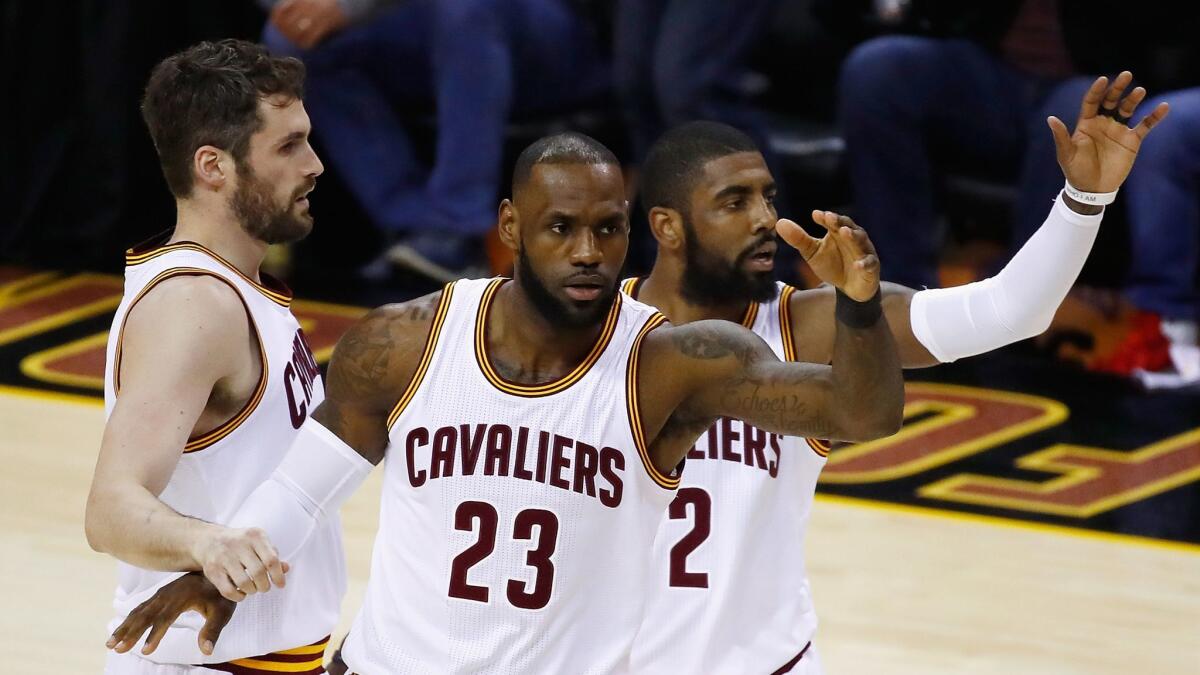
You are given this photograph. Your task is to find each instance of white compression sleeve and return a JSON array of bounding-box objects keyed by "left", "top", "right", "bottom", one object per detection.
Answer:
[
  {"left": 227, "top": 419, "right": 374, "bottom": 561},
  {"left": 910, "top": 193, "right": 1104, "bottom": 363}
]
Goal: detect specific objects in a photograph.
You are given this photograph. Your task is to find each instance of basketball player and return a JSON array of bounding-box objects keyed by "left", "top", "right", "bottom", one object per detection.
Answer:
[
  {"left": 84, "top": 40, "right": 346, "bottom": 674},
  {"left": 625, "top": 73, "right": 1168, "bottom": 673},
  {"left": 108, "top": 131, "right": 905, "bottom": 672}
]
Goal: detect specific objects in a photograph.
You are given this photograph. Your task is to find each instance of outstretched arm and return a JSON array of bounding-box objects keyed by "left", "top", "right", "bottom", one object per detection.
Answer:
[
  {"left": 913, "top": 71, "right": 1167, "bottom": 363},
  {"left": 787, "top": 72, "right": 1170, "bottom": 366}
]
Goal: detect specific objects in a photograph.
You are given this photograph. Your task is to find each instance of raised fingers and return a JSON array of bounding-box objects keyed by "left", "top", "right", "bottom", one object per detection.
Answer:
[
  {"left": 1117, "top": 86, "right": 1147, "bottom": 122},
  {"left": 779, "top": 217, "right": 822, "bottom": 260},
  {"left": 1078, "top": 76, "right": 1108, "bottom": 120},
  {"left": 1099, "top": 71, "right": 1133, "bottom": 115},
  {"left": 837, "top": 215, "right": 876, "bottom": 255},
  {"left": 810, "top": 210, "right": 841, "bottom": 235},
  {"left": 1046, "top": 116, "right": 1073, "bottom": 166},
  {"left": 1134, "top": 101, "right": 1170, "bottom": 140},
  {"left": 826, "top": 214, "right": 869, "bottom": 262}
]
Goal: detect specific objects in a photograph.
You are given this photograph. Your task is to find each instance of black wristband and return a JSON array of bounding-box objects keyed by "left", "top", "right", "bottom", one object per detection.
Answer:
[{"left": 835, "top": 288, "right": 882, "bottom": 329}]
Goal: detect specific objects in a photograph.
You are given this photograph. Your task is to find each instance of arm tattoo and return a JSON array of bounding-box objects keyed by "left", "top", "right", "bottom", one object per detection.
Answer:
[
  {"left": 716, "top": 371, "right": 834, "bottom": 437},
  {"left": 670, "top": 321, "right": 760, "bottom": 363},
  {"left": 314, "top": 292, "right": 443, "bottom": 463},
  {"left": 327, "top": 292, "right": 441, "bottom": 404},
  {"left": 332, "top": 314, "right": 399, "bottom": 399}
]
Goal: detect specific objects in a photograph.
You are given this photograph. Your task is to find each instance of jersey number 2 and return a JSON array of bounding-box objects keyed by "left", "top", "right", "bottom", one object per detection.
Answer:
[
  {"left": 669, "top": 487, "right": 712, "bottom": 588},
  {"left": 448, "top": 501, "right": 559, "bottom": 610}
]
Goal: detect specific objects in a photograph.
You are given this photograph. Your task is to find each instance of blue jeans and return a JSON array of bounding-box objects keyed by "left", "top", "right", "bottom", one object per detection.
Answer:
[
  {"left": 614, "top": 0, "right": 777, "bottom": 162},
  {"left": 838, "top": 35, "right": 1091, "bottom": 289},
  {"left": 264, "top": 0, "right": 606, "bottom": 237},
  {"left": 1123, "top": 88, "right": 1200, "bottom": 321}
]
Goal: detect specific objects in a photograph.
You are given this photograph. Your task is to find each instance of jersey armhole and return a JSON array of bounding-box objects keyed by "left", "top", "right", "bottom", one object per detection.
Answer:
[
  {"left": 112, "top": 268, "right": 267, "bottom": 454},
  {"left": 780, "top": 285, "right": 827, "bottom": 458},
  {"left": 386, "top": 282, "right": 456, "bottom": 429},
  {"left": 778, "top": 283, "right": 799, "bottom": 362},
  {"left": 624, "top": 312, "right": 679, "bottom": 490}
]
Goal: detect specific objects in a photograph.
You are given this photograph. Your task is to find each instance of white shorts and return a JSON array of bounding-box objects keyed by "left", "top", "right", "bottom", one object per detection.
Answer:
[
  {"left": 104, "top": 651, "right": 225, "bottom": 675},
  {"left": 776, "top": 642, "right": 824, "bottom": 675},
  {"left": 799, "top": 643, "right": 824, "bottom": 675}
]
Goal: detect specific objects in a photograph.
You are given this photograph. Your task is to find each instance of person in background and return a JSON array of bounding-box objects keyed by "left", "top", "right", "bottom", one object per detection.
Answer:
[
  {"left": 834, "top": 0, "right": 1123, "bottom": 291},
  {"left": 1112, "top": 86, "right": 1200, "bottom": 388},
  {"left": 259, "top": 0, "right": 609, "bottom": 280},
  {"left": 833, "top": 0, "right": 1200, "bottom": 385},
  {"left": 613, "top": 0, "right": 780, "bottom": 172}
]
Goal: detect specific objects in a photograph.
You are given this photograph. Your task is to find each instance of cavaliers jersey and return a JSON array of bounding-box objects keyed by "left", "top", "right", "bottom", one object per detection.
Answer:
[
  {"left": 102, "top": 238, "right": 344, "bottom": 670},
  {"left": 623, "top": 278, "right": 829, "bottom": 674},
  {"left": 341, "top": 277, "right": 676, "bottom": 674}
]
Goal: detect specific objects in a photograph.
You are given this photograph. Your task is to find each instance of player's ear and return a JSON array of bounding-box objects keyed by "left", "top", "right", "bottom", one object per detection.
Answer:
[
  {"left": 648, "top": 206, "right": 684, "bottom": 251},
  {"left": 497, "top": 199, "right": 519, "bottom": 252},
  {"left": 193, "top": 145, "right": 228, "bottom": 191}
]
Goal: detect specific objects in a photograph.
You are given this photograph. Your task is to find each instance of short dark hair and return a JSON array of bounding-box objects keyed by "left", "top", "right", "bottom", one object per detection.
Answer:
[
  {"left": 512, "top": 132, "right": 620, "bottom": 195},
  {"left": 141, "top": 39, "right": 306, "bottom": 198},
  {"left": 640, "top": 121, "right": 759, "bottom": 216}
]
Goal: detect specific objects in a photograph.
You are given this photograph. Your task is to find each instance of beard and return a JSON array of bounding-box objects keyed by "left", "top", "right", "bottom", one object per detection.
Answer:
[
  {"left": 231, "top": 162, "right": 314, "bottom": 245},
  {"left": 516, "top": 244, "right": 617, "bottom": 331},
  {"left": 680, "top": 217, "right": 777, "bottom": 305}
]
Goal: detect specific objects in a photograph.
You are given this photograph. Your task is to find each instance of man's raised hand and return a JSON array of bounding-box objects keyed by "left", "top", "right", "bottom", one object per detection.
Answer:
[
  {"left": 777, "top": 211, "right": 881, "bottom": 302},
  {"left": 1048, "top": 71, "right": 1169, "bottom": 193}
]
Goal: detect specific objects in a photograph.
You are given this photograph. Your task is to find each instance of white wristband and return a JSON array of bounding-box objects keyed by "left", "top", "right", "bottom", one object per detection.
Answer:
[{"left": 1062, "top": 181, "right": 1117, "bottom": 206}]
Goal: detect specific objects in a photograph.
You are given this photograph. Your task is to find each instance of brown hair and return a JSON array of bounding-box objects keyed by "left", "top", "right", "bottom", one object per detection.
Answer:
[{"left": 141, "top": 39, "right": 306, "bottom": 198}]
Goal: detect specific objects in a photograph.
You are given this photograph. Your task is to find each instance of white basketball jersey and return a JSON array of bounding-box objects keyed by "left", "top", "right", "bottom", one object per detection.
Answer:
[
  {"left": 342, "top": 278, "right": 677, "bottom": 674},
  {"left": 102, "top": 239, "right": 344, "bottom": 667},
  {"left": 625, "top": 278, "right": 829, "bottom": 674}
]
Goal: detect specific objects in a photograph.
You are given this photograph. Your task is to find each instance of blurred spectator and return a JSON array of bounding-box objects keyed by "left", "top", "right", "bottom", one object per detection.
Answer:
[
  {"left": 832, "top": 0, "right": 1198, "bottom": 385},
  {"left": 260, "top": 0, "right": 609, "bottom": 280},
  {"left": 1108, "top": 87, "right": 1200, "bottom": 388},
  {"left": 835, "top": 0, "right": 1111, "bottom": 290},
  {"left": 614, "top": 0, "right": 778, "bottom": 166}
]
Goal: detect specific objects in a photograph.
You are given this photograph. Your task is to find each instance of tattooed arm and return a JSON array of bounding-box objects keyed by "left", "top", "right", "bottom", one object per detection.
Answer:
[
  {"left": 639, "top": 210, "right": 905, "bottom": 472},
  {"left": 639, "top": 303, "right": 903, "bottom": 469},
  {"left": 311, "top": 289, "right": 444, "bottom": 463}
]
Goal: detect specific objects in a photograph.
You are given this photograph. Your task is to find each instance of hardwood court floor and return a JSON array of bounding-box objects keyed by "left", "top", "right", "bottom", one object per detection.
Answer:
[{"left": 2, "top": 387, "right": 1196, "bottom": 674}]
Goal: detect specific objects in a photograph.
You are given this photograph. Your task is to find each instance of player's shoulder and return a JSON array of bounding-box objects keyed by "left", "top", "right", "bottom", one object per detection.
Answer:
[
  {"left": 117, "top": 273, "right": 253, "bottom": 384},
  {"left": 349, "top": 286, "right": 448, "bottom": 349},
  {"left": 125, "top": 273, "right": 250, "bottom": 334},
  {"left": 784, "top": 282, "right": 834, "bottom": 310},
  {"left": 646, "top": 319, "right": 770, "bottom": 363},
  {"left": 323, "top": 286, "right": 451, "bottom": 408},
  {"left": 618, "top": 289, "right": 666, "bottom": 325}
]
